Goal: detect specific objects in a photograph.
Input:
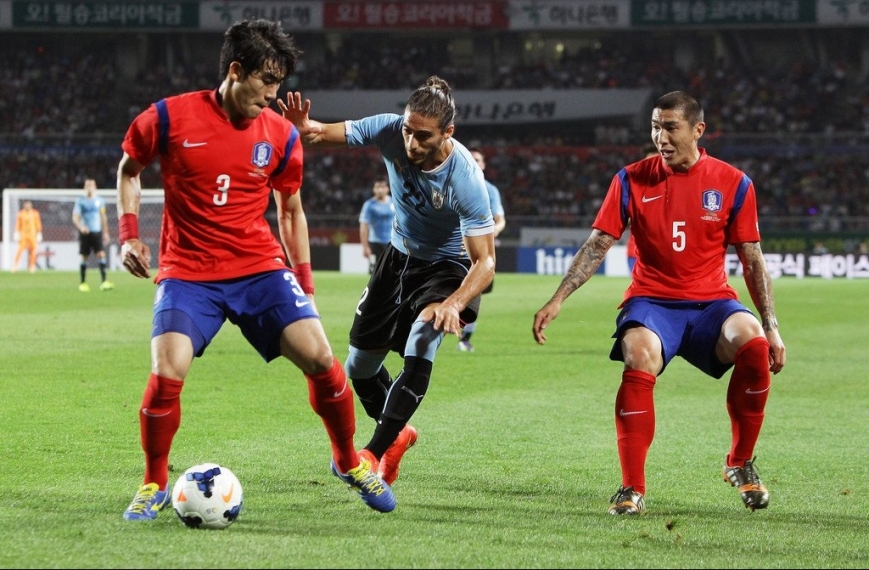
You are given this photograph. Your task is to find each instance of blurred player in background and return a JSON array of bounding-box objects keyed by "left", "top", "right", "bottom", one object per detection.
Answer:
[
  {"left": 625, "top": 143, "right": 660, "bottom": 273},
  {"left": 280, "top": 76, "right": 496, "bottom": 490},
  {"left": 12, "top": 200, "right": 42, "bottom": 273},
  {"left": 359, "top": 177, "right": 395, "bottom": 274},
  {"left": 532, "top": 91, "right": 786, "bottom": 515},
  {"left": 457, "top": 147, "right": 506, "bottom": 352},
  {"left": 72, "top": 178, "right": 114, "bottom": 291},
  {"left": 117, "top": 18, "right": 394, "bottom": 522}
]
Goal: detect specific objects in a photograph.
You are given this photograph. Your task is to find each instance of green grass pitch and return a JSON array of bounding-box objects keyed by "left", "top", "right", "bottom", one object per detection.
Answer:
[{"left": 1, "top": 270, "right": 867, "bottom": 568}]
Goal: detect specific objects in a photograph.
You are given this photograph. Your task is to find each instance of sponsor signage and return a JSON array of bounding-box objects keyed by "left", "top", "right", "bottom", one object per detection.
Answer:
[
  {"left": 816, "top": 0, "right": 869, "bottom": 24},
  {"left": 0, "top": 0, "right": 10, "bottom": 28},
  {"left": 727, "top": 252, "right": 869, "bottom": 279},
  {"left": 514, "top": 247, "right": 869, "bottom": 279},
  {"left": 298, "top": 88, "right": 651, "bottom": 125},
  {"left": 508, "top": 0, "right": 631, "bottom": 29},
  {"left": 322, "top": 0, "right": 509, "bottom": 28},
  {"left": 200, "top": 1, "right": 322, "bottom": 30},
  {"left": 630, "top": 0, "right": 815, "bottom": 25},
  {"left": 12, "top": 1, "right": 198, "bottom": 27}
]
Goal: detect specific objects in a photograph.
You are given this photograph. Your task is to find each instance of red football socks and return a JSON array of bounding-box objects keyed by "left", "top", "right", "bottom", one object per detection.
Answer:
[
  {"left": 306, "top": 357, "right": 358, "bottom": 473},
  {"left": 140, "top": 373, "right": 183, "bottom": 490},
  {"left": 614, "top": 368, "right": 657, "bottom": 495},
  {"left": 726, "top": 337, "right": 771, "bottom": 467}
]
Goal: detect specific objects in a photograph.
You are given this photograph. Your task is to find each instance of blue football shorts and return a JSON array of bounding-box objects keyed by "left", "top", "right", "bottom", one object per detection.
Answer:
[
  {"left": 609, "top": 297, "right": 753, "bottom": 379},
  {"left": 151, "top": 270, "right": 319, "bottom": 362}
]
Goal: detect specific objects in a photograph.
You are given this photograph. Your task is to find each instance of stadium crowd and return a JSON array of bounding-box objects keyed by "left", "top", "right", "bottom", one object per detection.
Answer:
[{"left": 2, "top": 32, "right": 868, "bottom": 232}]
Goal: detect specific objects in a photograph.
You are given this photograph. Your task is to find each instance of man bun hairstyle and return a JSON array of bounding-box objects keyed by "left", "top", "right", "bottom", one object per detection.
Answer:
[{"left": 406, "top": 76, "right": 456, "bottom": 132}]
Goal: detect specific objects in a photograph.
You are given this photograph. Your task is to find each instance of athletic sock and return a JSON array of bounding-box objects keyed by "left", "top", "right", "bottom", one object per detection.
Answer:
[
  {"left": 726, "top": 337, "right": 771, "bottom": 466},
  {"left": 140, "top": 373, "right": 183, "bottom": 490},
  {"left": 350, "top": 366, "right": 392, "bottom": 420},
  {"left": 306, "top": 357, "right": 358, "bottom": 473},
  {"left": 614, "top": 368, "right": 657, "bottom": 496},
  {"left": 366, "top": 356, "right": 431, "bottom": 457}
]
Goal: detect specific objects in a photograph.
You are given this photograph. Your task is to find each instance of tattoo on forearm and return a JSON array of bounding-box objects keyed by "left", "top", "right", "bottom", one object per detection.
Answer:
[
  {"left": 554, "top": 233, "right": 613, "bottom": 299},
  {"left": 740, "top": 242, "right": 778, "bottom": 329}
]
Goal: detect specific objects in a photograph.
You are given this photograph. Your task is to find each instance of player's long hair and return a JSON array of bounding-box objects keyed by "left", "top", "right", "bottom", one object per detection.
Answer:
[
  {"left": 406, "top": 76, "right": 456, "bottom": 132},
  {"left": 218, "top": 19, "right": 302, "bottom": 80},
  {"left": 655, "top": 91, "right": 704, "bottom": 126}
]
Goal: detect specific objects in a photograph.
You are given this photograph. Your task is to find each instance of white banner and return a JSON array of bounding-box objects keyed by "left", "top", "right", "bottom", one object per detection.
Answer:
[
  {"left": 339, "top": 243, "right": 371, "bottom": 274},
  {"left": 300, "top": 88, "right": 652, "bottom": 124},
  {"left": 816, "top": 0, "right": 869, "bottom": 24},
  {"left": 726, "top": 252, "right": 869, "bottom": 279},
  {"left": 0, "top": 0, "right": 11, "bottom": 29}
]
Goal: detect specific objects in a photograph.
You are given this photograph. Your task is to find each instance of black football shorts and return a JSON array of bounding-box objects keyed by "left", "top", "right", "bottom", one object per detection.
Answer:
[{"left": 349, "top": 244, "right": 480, "bottom": 355}]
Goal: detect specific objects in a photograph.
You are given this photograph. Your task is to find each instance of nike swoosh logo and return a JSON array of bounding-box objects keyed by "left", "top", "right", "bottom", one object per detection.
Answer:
[
  {"left": 295, "top": 299, "right": 310, "bottom": 308},
  {"left": 142, "top": 408, "right": 171, "bottom": 417},
  {"left": 745, "top": 387, "right": 770, "bottom": 395},
  {"left": 333, "top": 381, "right": 348, "bottom": 398},
  {"left": 641, "top": 195, "right": 663, "bottom": 203},
  {"left": 221, "top": 483, "right": 235, "bottom": 502},
  {"left": 618, "top": 409, "right": 648, "bottom": 417},
  {"left": 182, "top": 139, "right": 207, "bottom": 148}
]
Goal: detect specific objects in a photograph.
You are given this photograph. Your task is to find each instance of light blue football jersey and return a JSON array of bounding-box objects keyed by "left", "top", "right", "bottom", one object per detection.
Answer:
[
  {"left": 345, "top": 114, "right": 493, "bottom": 261},
  {"left": 73, "top": 195, "right": 105, "bottom": 233},
  {"left": 485, "top": 180, "right": 505, "bottom": 218},
  {"left": 359, "top": 196, "right": 395, "bottom": 244}
]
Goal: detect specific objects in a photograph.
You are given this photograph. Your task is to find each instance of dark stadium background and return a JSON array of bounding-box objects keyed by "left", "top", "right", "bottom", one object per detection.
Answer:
[{"left": 2, "top": 0, "right": 867, "bottom": 268}]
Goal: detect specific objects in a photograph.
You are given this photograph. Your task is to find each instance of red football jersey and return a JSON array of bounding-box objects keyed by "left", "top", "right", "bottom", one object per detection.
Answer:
[
  {"left": 122, "top": 89, "right": 303, "bottom": 282},
  {"left": 594, "top": 149, "right": 760, "bottom": 304}
]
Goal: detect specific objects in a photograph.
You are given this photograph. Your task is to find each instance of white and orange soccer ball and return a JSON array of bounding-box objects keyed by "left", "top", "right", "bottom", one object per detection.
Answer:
[{"left": 171, "top": 463, "right": 243, "bottom": 529}]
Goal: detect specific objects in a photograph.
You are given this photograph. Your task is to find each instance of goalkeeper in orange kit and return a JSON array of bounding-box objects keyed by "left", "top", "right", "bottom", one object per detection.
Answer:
[{"left": 13, "top": 200, "right": 43, "bottom": 273}]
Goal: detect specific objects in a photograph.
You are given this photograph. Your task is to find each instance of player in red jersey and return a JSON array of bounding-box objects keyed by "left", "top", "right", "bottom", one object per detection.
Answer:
[
  {"left": 117, "top": 19, "right": 394, "bottom": 520},
  {"left": 532, "top": 91, "right": 786, "bottom": 515}
]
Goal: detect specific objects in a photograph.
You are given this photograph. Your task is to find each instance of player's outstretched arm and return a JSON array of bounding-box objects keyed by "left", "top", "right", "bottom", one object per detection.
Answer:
[
  {"left": 736, "top": 241, "right": 786, "bottom": 374},
  {"left": 277, "top": 92, "right": 349, "bottom": 147},
  {"left": 532, "top": 229, "right": 614, "bottom": 345}
]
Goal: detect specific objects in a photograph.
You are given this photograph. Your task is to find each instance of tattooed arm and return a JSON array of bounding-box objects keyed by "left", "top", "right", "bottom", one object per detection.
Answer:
[
  {"left": 737, "top": 241, "right": 786, "bottom": 373},
  {"left": 532, "top": 229, "right": 615, "bottom": 345}
]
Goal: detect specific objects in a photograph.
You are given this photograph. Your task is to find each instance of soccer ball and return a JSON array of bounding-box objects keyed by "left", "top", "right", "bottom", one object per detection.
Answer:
[{"left": 171, "top": 463, "right": 243, "bottom": 529}]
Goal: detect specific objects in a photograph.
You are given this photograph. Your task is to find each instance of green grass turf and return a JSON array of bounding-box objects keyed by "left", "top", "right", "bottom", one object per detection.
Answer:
[{"left": 1, "top": 270, "right": 867, "bottom": 568}]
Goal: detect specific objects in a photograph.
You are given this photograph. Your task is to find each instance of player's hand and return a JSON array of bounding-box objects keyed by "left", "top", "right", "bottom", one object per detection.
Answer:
[
  {"left": 766, "top": 329, "right": 786, "bottom": 374},
  {"left": 121, "top": 239, "right": 151, "bottom": 278},
  {"left": 36, "top": 232, "right": 42, "bottom": 243},
  {"left": 532, "top": 300, "right": 562, "bottom": 345},
  {"left": 277, "top": 92, "right": 316, "bottom": 134},
  {"left": 419, "top": 302, "right": 462, "bottom": 336}
]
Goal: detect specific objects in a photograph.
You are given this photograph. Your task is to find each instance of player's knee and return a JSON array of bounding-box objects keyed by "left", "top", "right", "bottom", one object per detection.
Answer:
[
  {"left": 344, "top": 346, "right": 385, "bottom": 380},
  {"left": 298, "top": 346, "right": 337, "bottom": 376},
  {"left": 622, "top": 346, "right": 662, "bottom": 375},
  {"left": 735, "top": 336, "right": 770, "bottom": 374}
]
